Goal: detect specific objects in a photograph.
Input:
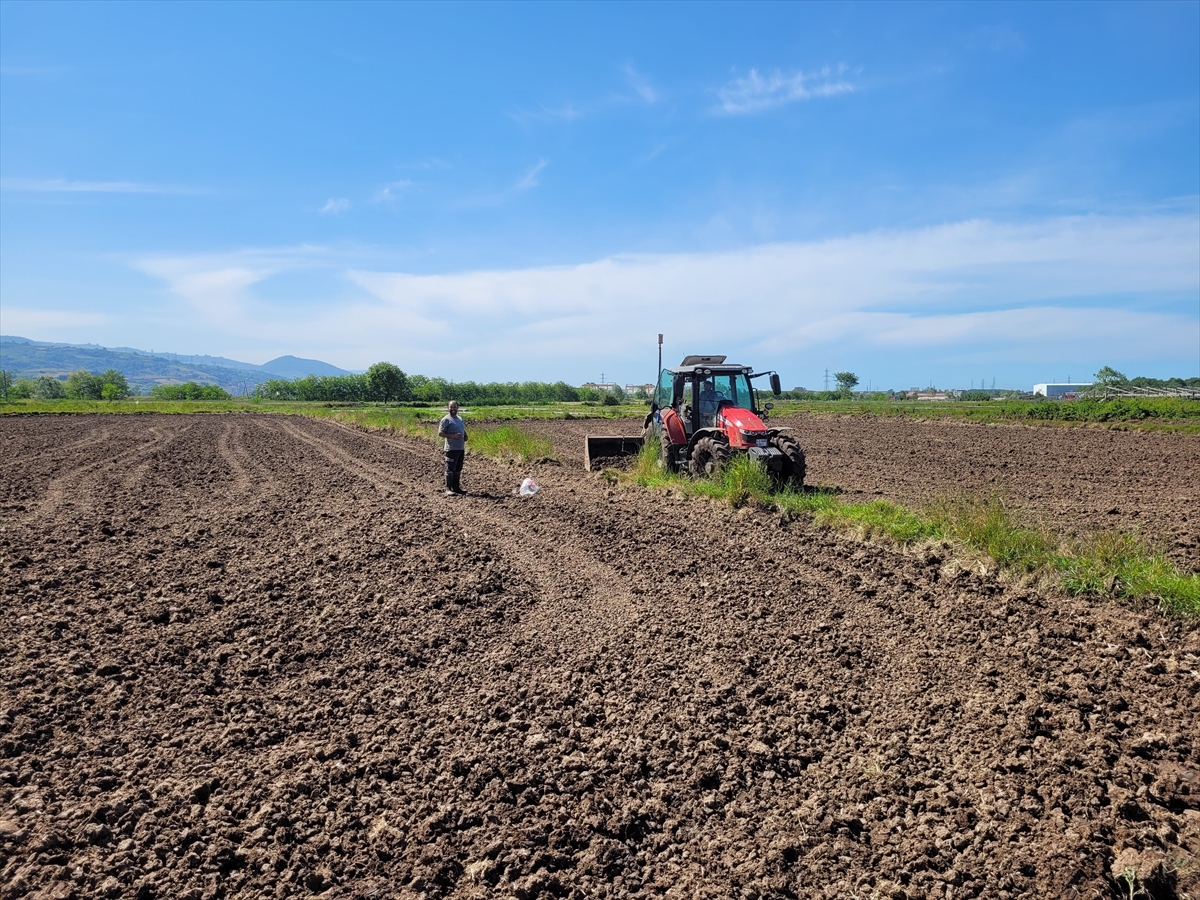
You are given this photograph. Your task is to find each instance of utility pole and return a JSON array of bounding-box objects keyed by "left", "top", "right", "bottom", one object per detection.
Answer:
[{"left": 657, "top": 334, "right": 662, "bottom": 383}]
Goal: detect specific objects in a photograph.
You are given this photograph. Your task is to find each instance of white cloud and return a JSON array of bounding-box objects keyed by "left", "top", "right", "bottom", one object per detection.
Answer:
[
  {"left": 120, "top": 214, "right": 1198, "bottom": 377},
  {"left": 344, "top": 214, "right": 1198, "bottom": 368},
  {"left": 622, "top": 65, "right": 659, "bottom": 104},
  {"left": 373, "top": 180, "right": 414, "bottom": 203},
  {"left": 0, "top": 178, "right": 199, "bottom": 194},
  {"left": 320, "top": 198, "right": 350, "bottom": 215},
  {"left": 514, "top": 159, "right": 547, "bottom": 192},
  {"left": 458, "top": 160, "right": 549, "bottom": 207},
  {"left": 716, "top": 65, "right": 855, "bottom": 115},
  {"left": 509, "top": 103, "right": 582, "bottom": 125}
]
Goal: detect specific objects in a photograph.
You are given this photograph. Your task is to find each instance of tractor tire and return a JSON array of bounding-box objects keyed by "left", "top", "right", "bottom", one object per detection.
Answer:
[
  {"left": 659, "top": 429, "right": 680, "bottom": 473},
  {"left": 690, "top": 436, "right": 730, "bottom": 479},
  {"left": 771, "top": 434, "right": 806, "bottom": 488}
]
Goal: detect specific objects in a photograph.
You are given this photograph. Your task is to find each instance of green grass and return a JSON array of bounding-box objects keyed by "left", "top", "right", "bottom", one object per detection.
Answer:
[
  {"left": 468, "top": 425, "right": 553, "bottom": 462},
  {"left": 321, "top": 407, "right": 555, "bottom": 463},
  {"left": 769, "top": 397, "right": 1200, "bottom": 432},
  {"left": 621, "top": 448, "right": 1199, "bottom": 617},
  {"left": 0, "top": 397, "right": 648, "bottom": 420}
]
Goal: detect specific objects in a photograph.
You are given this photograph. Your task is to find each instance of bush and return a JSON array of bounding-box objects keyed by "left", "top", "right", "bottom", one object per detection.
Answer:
[
  {"left": 150, "top": 382, "right": 232, "bottom": 400},
  {"left": 33, "top": 376, "right": 66, "bottom": 399}
]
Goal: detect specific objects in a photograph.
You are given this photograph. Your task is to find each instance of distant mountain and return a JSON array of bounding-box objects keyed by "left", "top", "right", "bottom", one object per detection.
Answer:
[
  {"left": 260, "top": 355, "right": 353, "bottom": 378},
  {"left": 0, "top": 336, "right": 352, "bottom": 394}
]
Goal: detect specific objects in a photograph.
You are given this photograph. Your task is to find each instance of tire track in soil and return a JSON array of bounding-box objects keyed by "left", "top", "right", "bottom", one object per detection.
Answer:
[
  {"left": 276, "top": 418, "right": 645, "bottom": 642},
  {"left": 24, "top": 419, "right": 191, "bottom": 526},
  {"left": 2, "top": 414, "right": 1197, "bottom": 900}
]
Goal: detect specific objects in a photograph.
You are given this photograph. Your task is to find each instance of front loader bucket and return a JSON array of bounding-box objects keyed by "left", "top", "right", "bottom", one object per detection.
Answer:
[{"left": 584, "top": 435, "right": 644, "bottom": 471}]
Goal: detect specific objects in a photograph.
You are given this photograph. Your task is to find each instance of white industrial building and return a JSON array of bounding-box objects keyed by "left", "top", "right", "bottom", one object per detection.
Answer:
[{"left": 1033, "top": 382, "right": 1091, "bottom": 399}]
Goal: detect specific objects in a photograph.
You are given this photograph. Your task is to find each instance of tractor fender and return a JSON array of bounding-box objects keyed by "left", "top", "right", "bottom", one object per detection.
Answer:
[
  {"left": 767, "top": 427, "right": 793, "bottom": 435},
  {"left": 661, "top": 408, "right": 688, "bottom": 445}
]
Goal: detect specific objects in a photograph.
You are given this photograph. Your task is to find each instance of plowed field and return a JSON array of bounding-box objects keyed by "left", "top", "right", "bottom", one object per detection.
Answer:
[
  {"left": 530, "top": 412, "right": 1200, "bottom": 573},
  {"left": 2, "top": 414, "right": 1198, "bottom": 900}
]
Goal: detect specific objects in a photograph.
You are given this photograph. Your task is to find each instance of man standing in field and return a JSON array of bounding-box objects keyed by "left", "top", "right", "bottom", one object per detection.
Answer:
[{"left": 438, "top": 400, "right": 468, "bottom": 496}]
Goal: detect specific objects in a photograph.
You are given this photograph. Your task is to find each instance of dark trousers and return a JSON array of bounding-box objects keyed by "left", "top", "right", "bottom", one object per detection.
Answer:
[{"left": 444, "top": 449, "right": 465, "bottom": 491}]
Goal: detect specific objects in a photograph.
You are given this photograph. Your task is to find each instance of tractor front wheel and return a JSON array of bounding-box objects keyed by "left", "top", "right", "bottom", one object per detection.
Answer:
[
  {"left": 690, "top": 437, "right": 730, "bottom": 479},
  {"left": 659, "top": 429, "right": 680, "bottom": 473},
  {"left": 771, "top": 434, "right": 806, "bottom": 488}
]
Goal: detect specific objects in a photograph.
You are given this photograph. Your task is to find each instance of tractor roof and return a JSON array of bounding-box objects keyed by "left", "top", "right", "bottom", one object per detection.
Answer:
[{"left": 668, "top": 355, "right": 750, "bottom": 374}]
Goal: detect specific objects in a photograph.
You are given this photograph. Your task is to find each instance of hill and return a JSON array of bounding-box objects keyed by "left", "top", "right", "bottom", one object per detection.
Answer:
[
  {"left": 259, "top": 355, "right": 353, "bottom": 378},
  {"left": 0, "top": 336, "right": 351, "bottom": 394}
]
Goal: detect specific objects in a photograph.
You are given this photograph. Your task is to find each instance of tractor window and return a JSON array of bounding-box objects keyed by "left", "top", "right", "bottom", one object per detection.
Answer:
[
  {"left": 655, "top": 369, "right": 673, "bottom": 408},
  {"left": 702, "top": 373, "right": 753, "bottom": 412}
]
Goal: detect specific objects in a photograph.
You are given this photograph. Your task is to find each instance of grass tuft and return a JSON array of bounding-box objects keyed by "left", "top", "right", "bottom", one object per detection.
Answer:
[
  {"left": 928, "top": 496, "right": 1054, "bottom": 572},
  {"left": 468, "top": 425, "right": 553, "bottom": 462},
  {"left": 1056, "top": 531, "right": 1200, "bottom": 614}
]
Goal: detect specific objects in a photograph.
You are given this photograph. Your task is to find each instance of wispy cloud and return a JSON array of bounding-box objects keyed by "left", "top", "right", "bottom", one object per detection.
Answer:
[
  {"left": 509, "top": 103, "right": 582, "bottom": 125},
  {"left": 373, "top": 180, "right": 414, "bottom": 204},
  {"left": 0, "top": 178, "right": 200, "bottom": 194},
  {"left": 715, "top": 65, "right": 855, "bottom": 115},
  {"left": 320, "top": 198, "right": 350, "bottom": 215},
  {"left": 514, "top": 159, "right": 547, "bottom": 192},
  {"left": 130, "top": 245, "right": 330, "bottom": 325},
  {"left": 458, "top": 160, "right": 549, "bottom": 208},
  {"left": 622, "top": 64, "right": 659, "bottom": 104}
]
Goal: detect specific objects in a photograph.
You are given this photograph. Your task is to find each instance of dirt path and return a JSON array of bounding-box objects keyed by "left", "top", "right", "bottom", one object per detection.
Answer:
[{"left": 2, "top": 414, "right": 1198, "bottom": 900}]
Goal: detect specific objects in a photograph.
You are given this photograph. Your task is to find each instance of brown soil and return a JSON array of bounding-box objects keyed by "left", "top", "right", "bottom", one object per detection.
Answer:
[
  {"left": 2, "top": 414, "right": 1198, "bottom": 900},
  {"left": 523, "top": 412, "right": 1200, "bottom": 572}
]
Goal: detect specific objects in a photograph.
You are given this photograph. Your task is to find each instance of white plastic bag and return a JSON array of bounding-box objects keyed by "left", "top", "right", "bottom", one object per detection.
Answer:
[{"left": 518, "top": 477, "right": 539, "bottom": 497}]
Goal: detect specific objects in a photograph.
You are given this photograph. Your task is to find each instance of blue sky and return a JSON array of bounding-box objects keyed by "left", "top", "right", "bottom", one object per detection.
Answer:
[{"left": 1, "top": 1, "right": 1197, "bottom": 390}]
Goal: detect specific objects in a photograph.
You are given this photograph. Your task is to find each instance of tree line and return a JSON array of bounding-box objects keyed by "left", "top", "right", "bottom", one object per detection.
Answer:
[
  {"left": 1, "top": 369, "right": 132, "bottom": 400},
  {"left": 252, "top": 362, "right": 616, "bottom": 405}
]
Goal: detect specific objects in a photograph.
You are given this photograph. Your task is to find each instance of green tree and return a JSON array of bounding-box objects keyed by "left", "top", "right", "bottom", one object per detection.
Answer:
[
  {"left": 1093, "top": 366, "right": 1127, "bottom": 386},
  {"left": 0, "top": 369, "right": 12, "bottom": 399},
  {"left": 100, "top": 369, "right": 130, "bottom": 399},
  {"left": 834, "top": 371, "right": 860, "bottom": 396},
  {"left": 366, "top": 362, "right": 411, "bottom": 402},
  {"left": 66, "top": 370, "right": 104, "bottom": 399},
  {"left": 33, "top": 375, "right": 67, "bottom": 399},
  {"left": 9, "top": 380, "right": 34, "bottom": 399}
]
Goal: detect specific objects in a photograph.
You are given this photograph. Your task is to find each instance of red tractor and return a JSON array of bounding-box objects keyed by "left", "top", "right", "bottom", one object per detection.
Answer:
[{"left": 646, "top": 355, "right": 805, "bottom": 486}]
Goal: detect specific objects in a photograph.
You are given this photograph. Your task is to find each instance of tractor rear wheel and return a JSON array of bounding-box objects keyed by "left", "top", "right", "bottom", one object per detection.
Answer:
[
  {"left": 771, "top": 434, "right": 806, "bottom": 488},
  {"left": 690, "top": 436, "right": 730, "bottom": 479},
  {"left": 662, "top": 432, "right": 681, "bottom": 475}
]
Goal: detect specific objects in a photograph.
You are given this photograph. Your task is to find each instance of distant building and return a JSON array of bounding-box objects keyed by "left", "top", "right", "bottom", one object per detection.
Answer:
[
  {"left": 904, "top": 390, "right": 950, "bottom": 400},
  {"left": 1033, "top": 383, "right": 1091, "bottom": 399},
  {"left": 624, "top": 383, "right": 653, "bottom": 396},
  {"left": 582, "top": 382, "right": 621, "bottom": 393}
]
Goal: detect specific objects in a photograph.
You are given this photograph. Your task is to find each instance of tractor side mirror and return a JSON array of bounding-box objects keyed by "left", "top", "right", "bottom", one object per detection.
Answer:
[
  {"left": 770, "top": 373, "right": 781, "bottom": 396},
  {"left": 672, "top": 375, "right": 686, "bottom": 406}
]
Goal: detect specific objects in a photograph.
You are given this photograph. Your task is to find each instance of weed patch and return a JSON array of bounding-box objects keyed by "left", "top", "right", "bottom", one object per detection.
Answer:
[{"left": 469, "top": 425, "right": 553, "bottom": 462}]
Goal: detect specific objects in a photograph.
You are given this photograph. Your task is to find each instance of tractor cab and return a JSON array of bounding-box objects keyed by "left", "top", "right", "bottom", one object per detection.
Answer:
[{"left": 653, "top": 355, "right": 782, "bottom": 439}]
